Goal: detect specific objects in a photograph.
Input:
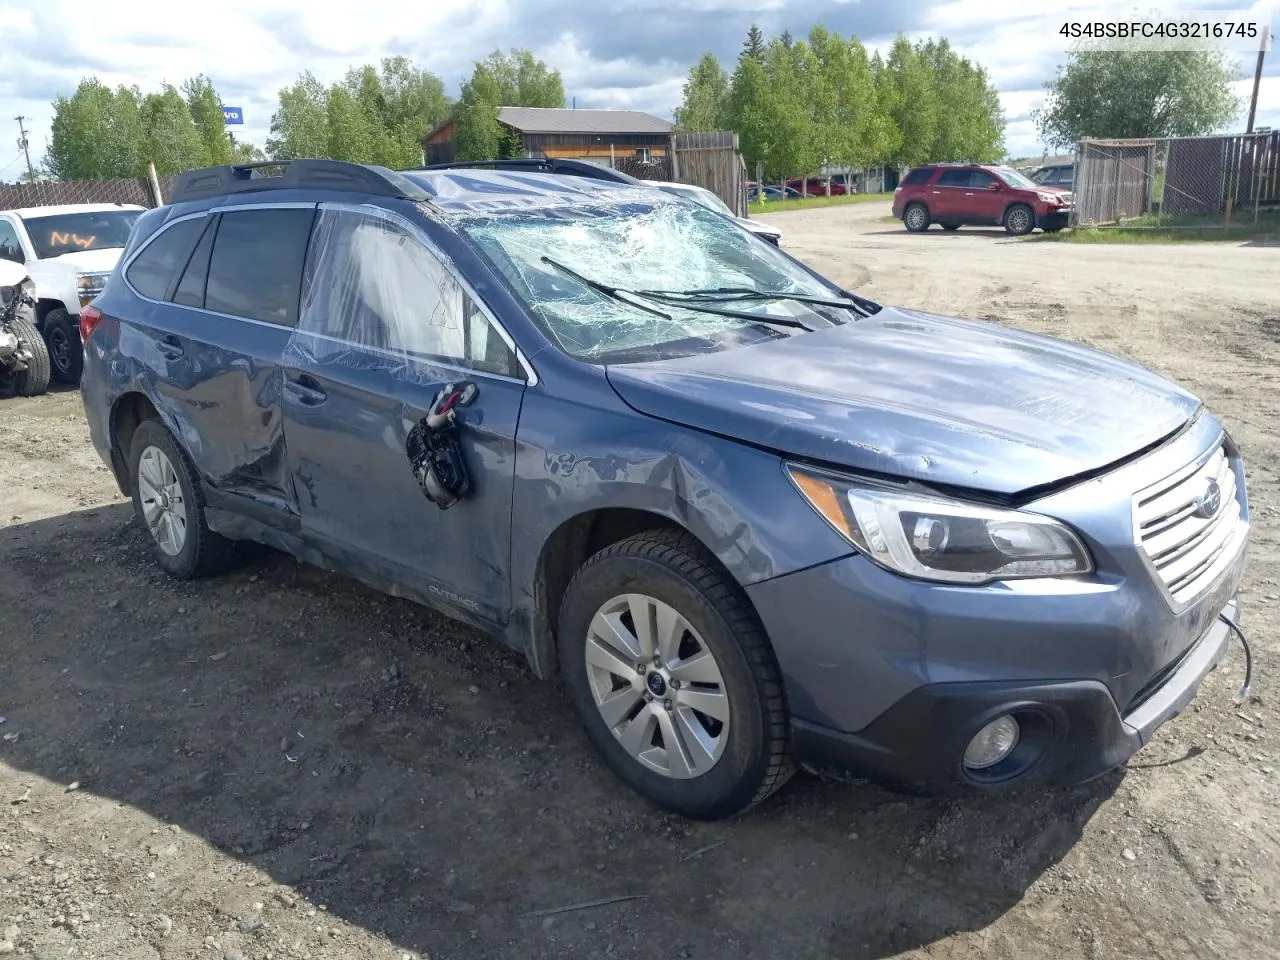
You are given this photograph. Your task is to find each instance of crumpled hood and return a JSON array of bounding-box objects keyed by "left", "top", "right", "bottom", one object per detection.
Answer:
[
  {"left": 604, "top": 306, "right": 1201, "bottom": 496},
  {"left": 39, "top": 247, "right": 124, "bottom": 272}
]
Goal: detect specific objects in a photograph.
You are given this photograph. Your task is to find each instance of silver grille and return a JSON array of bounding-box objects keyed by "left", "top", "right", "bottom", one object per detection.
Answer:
[{"left": 1134, "top": 442, "right": 1247, "bottom": 608}]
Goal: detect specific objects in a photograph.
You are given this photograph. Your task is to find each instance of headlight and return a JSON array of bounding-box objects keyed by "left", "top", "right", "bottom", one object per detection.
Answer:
[
  {"left": 1036, "top": 192, "right": 1060, "bottom": 203},
  {"left": 76, "top": 272, "right": 110, "bottom": 307},
  {"left": 787, "top": 465, "right": 1093, "bottom": 584}
]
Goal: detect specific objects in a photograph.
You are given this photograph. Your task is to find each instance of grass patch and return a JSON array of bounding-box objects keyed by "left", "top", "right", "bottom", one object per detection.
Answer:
[
  {"left": 749, "top": 192, "right": 893, "bottom": 214},
  {"left": 1033, "top": 209, "right": 1280, "bottom": 243}
]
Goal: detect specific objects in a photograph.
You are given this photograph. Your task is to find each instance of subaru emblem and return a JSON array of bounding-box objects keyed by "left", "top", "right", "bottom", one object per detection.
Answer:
[{"left": 1193, "top": 478, "right": 1223, "bottom": 519}]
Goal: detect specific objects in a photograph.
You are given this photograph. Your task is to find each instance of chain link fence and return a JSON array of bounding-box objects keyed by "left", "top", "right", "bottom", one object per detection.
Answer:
[
  {"left": 0, "top": 175, "right": 177, "bottom": 210},
  {"left": 1072, "top": 132, "right": 1280, "bottom": 231}
]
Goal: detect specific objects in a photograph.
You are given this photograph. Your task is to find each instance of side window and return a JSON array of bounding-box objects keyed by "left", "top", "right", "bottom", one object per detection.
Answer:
[
  {"left": 968, "top": 171, "right": 996, "bottom": 189},
  {"left": 936, "top": 169, "right": 970, "bottom": 187},
  {"left": 1058, "top": 168, "right": 1074, "bottom": 186},
  {"left": 0, "top": 220, "right": 22, "bottom": 263},
  {"left": 205, "top": 208, "right": 315, "bottom": 326},
  {"left": 902, "top": 168, "right": 932, "bottom": 186},
  {"left": 300, "top": 209, "right": 520, "bottom": 377},
  {"left": 172, "top": 218, "right": 216, "bottom": 307},
  {"left": 125, "top": 217, "right": 206, "bottom": 301}
]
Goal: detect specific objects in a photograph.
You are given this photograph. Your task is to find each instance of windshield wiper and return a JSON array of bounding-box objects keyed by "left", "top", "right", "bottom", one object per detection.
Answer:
[
  {"left": 540, "top": 256, "right": 811, "bottom": 331},
  {"left": 540, "top": 256, "right": 672, "bottom": 320},
  {"left": 643, "top": 285, "right": 876, "bottom": 317}
]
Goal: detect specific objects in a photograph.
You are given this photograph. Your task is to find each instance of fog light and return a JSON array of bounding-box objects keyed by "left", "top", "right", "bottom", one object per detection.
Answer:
[{"left": 963, "top": 715, "right": 1020, "bottom": 770}]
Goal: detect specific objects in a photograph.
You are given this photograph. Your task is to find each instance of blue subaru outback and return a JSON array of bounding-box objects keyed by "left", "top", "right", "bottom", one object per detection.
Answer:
[{"left": 79, "top": 159, "right": 1252, "bottom": 819}]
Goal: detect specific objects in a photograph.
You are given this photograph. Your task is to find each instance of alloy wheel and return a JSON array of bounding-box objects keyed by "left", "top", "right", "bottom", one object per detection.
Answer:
[
  {"left": 584, "top": 593, "right": 730, "bottom": 779},
  {"left": 137, "top": 445, "right": 188, "bottom": 556},
  {"left": 47, "top": 325, "right": 71, "bottom": 376},
  {"left": 905, "top": 206, "right": 927, "bottom": 230}
]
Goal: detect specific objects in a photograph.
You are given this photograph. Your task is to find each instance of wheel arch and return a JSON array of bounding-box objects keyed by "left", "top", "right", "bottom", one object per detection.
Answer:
[
  {"left": 107, "top": 391, "right": 163, "bottom": 491},
  {"left": 527, "top": 507, "right": 759, "bottom": 681}
]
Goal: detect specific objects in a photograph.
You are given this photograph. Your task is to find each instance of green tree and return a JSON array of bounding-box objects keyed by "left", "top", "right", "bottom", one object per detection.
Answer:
[
  {"left": 919, "top": 39, "right": 1004, "bottom": 162},
  {"left": 267, "top": 72, "right": 329, "bottom": 160},
  {"left": 45, "top": 79, "right": 145, "bottom": 179},
  {"left": 324, "top": 86, "right": 379, "bottom": 164},
  {"left": 453, "top": 49, "right": 565, "bottom": 162},
  {"left": 140, "top": 85, "right": 206, "bottom": 175},
  {"left": 808, "top": 29, "right": 890, "bottom": 180},
  {"left": 869, "top": 52, "right": 903, "bottom": 166},
  {"left": 1034, "top": 47, "right": 1241, "bottom": 147},
  {"left": 673, "top": 53, "right": 729, "bottom": 132},
  {"left": 883, "top": 34, "right": 938, "bottom": 168},
  {"left": 183, "top": 74, "right": 233, "bottom": 167},
  {"left": 727, "top": 53, "right": 775, "bottom": 177},
  {"left": 741, "top": 24, "right": 766, "bottom": 64}
]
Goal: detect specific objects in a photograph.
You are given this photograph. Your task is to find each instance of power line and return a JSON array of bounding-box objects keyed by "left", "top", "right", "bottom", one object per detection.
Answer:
[{"left": 14, "top": 116, "right": 36, "bottom": 182}]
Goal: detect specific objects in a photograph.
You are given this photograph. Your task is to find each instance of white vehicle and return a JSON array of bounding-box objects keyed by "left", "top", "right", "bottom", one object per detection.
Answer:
[
  {"left": 0, "top": 203, "right": 145, "bottom": 382},
  {"left": 648, "top": 181, "right": 783, "bottom": 246}
]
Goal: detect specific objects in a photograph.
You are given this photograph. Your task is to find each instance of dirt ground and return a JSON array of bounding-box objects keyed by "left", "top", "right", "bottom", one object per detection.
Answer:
[{"left": 1, "top": 203, "right": 1278, "bottom": 960}]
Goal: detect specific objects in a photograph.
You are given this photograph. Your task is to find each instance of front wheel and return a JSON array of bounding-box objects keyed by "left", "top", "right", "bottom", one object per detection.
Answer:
[
  {"left": 0, "top": 315, "right": 51, "bottom": 397},
  {"left": 557, "top": 529, "right": 792, "bottom": 819},
  {"left": 42, "top": 308, "right": 83, "bottom": 383},
  {"left": 1003, "top": 204, "right": 1035, "bottom": 236}
]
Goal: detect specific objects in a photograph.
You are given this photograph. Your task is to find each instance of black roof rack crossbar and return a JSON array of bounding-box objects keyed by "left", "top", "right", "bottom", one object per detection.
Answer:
[
  {"left": 169, "top": 159, "right": 433, "bottom": 205},
  {"left": 412, "top": 158, "right": 644, "bottom": 186}
]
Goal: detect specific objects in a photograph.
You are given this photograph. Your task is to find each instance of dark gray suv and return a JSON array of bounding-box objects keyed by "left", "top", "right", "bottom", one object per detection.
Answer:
[{"left": 79, "top": 159, "right": 1251, "bottom": 819}]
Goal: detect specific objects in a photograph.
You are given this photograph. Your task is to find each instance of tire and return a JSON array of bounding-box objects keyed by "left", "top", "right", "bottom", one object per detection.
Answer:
[
  {"left": 0, "top": 315, "right": 51, "bottom": 397},
  {"left": 941, "top": 224, "right": 960, "bottom": 231},
  {"left": 42, "top": 308, "right": 83, "bottom": 384},
  {"left": 128, "top": 419, "right": 238, "bottom": 579},
  {"left": 903, "top": 202, "right": 930, "bottom": 233},
  {"left": 557, "top": 528, "right": 792, "bottom": 820},
  {"left": 1003, "top": 204, "right": 1035, "bottom": 236}
]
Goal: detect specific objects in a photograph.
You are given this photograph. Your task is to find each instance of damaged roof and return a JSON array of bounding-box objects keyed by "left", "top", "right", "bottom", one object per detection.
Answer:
[
  {"left": 496, "top": 107, "right": 673, "bottom": 136},
  {"left": 404, "top": 169, "right": 664, "bottom": 214}
]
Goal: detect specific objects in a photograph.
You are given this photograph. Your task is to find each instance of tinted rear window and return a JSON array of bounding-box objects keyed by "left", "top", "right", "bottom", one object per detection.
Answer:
[
  {"left": 125, "top": 217, "right": 205, "bottom": 301},
  {"left": 204, "top": 208, "right": 315, "bottom": 326},
  {"left": 902, "top": 168, "right": 933, "bottom": 185},
  {"left": 173, "top": 218, "right": 216, "bottom": 307}
]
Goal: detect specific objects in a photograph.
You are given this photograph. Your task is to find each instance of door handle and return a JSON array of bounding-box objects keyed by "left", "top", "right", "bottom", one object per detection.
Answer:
[
  {"left": 285, "top": 374, "right": 327, "bottom": 406},
  {"left": 155, "top": 335, "right": 184, "bottom": 359}
]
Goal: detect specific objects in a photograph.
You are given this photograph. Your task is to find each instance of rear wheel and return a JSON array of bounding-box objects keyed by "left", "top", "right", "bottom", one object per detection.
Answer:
[
  {"left": 903, "top": 203, "right": 930, "bottom": 233},
  {"left": 42, "top": 308, "right": 83, "bottom": 383},
  {"left": 557, "top": 529, "right": 792, "bottom": 820},
  {"left": 1003, "top": 204, "right": 1035, "bottom": 236},
  {"left": 128, "top": 419, "right": 238, "bottom": 579},
  {"left": 0, "top": 315, "right": 51, "bottom": 397}
]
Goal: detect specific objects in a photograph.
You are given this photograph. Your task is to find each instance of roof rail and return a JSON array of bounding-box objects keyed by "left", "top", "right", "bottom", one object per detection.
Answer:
[
  {"left": 169, "top": 159, "right": 432, "bottom": 205},
  {"left": 412, "top": 158, "right": 644, "bottom": 186}
]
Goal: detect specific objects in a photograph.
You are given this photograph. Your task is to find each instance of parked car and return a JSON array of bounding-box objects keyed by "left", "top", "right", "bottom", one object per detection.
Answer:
[
  {"left": 756, "top": 185, "right": 801, "bottom": 201},
  {"left": 0, "top": 203, "right": 145, "bottom": 383},
  {"left": 0, "top": 258, "right": 50, "bottom": 397},
  {"left": 82, "top": 159, "right": 1250, "bottom": 820},
  {"left": 1032, "top": 163, "right": 1075, "bottom": 189},
  {"left": 786, "top": 177, "right": 849, "bottom": 196},
  {"left": 891, "top": 164, "right": 1072, "bottom": 234},
  {"left": 650, "top": 180, "right": 782, "bottom": 245}
]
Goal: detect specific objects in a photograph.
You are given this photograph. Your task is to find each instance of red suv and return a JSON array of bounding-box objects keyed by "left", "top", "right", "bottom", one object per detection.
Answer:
[{"left": 891, "top": 164, "right": 1071, "bottom": 235}]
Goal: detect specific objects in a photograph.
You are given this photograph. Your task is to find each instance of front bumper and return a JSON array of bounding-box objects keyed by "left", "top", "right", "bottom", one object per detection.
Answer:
[
  {"left": 1037, "top": 208, "right": 1070, "bottom": 230},
  {"left": 791, "top": 597, "right": 1237, "bottom": 793}
]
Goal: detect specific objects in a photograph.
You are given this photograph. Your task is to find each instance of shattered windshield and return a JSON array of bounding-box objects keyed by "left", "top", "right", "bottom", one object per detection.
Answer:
[{"left": 460, "top": 198, "right": 863, "bottom": 362}]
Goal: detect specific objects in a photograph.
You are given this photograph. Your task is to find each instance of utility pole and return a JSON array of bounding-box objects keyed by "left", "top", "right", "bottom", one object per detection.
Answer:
[
  {"left": 1246, "top": 31, "right": 1271, "bottom": 133},
  {"left": 14, "top": 116, "right": 35, "bottom": 182}
]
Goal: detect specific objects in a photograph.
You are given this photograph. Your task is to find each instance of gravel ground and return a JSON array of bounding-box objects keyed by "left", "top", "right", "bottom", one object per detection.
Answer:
[{"left": 1, "top": 204, "right": 1277, "bottom": 959}]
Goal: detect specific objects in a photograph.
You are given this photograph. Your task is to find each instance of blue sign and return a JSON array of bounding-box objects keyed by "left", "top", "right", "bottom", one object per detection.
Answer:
[{"left": 222, "top": 106, "right": 244, "bottom": 125}]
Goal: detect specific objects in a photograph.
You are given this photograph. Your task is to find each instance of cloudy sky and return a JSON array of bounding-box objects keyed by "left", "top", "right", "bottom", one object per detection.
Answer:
[{"left": 0, "top": 0, "right": 1276, "bottom": 179}]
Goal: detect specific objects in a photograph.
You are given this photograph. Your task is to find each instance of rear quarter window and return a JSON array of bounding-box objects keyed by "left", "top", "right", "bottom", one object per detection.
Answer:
[
  {"left": 204, "top": 208, "right": 316, "bottom": 326},
  {"left": 124, "top": 217, "right": 206, "bottom": 301},
  {"left": 902, "top": 168, "right": 933, "bottom": 186}
]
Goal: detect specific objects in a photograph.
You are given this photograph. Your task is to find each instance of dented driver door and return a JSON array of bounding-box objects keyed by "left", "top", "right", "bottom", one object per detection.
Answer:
[{"left": 280, "top": 205, "right": 527, "bottom": 628}]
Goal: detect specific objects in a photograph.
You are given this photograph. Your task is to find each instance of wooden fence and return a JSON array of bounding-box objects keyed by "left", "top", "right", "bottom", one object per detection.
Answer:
[{"left": 671, "top": 132, "right": 748, "bottom": 217}]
